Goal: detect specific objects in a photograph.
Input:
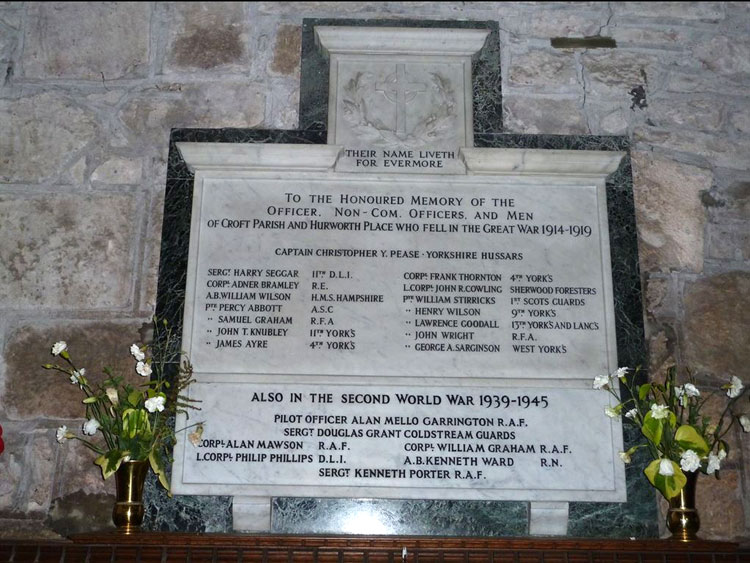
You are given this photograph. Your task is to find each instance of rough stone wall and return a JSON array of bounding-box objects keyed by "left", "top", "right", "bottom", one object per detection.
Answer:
[{"left": 0, "top": 1, "right": 748, "bottom": 541}]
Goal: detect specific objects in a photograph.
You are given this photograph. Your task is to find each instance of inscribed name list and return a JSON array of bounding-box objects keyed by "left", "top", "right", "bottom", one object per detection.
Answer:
[
  {"left": 180, "top": 382, "right": 620, "bottom": 500},
  {"left": 185, "top": 174, "right": 613, "bottom": 379}
]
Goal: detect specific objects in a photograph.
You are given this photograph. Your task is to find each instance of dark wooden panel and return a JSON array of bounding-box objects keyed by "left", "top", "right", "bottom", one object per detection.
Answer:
[{"left": 1, "top": 534, "right": 747, "bottom": 563}]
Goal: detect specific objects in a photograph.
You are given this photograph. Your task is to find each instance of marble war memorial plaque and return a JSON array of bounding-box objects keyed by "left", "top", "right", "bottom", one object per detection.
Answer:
[{"left": 169, "top": 27, "right": 628, "bottom": 534}]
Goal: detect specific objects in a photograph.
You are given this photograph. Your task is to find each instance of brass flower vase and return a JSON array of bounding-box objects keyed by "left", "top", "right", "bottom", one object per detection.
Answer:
[
  {"left": 113, "top": 460, "right": 149, "bottom": 534},
  {"left": 666, "top": 470, "right": 700, "bottom": 541}
]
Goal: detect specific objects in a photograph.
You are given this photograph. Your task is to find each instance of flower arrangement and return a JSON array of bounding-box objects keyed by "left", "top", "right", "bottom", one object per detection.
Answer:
[
  {"left": 596, "top": 365, "right": 749, "bottom": 499},
  {"left": 44, "top": 319, "right": 199, "bottom": 492}
]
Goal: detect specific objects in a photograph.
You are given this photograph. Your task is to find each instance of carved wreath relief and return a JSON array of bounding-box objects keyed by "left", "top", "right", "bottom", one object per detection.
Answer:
[{"left": 342, "top": 64, "right": 457, "bottom": 148}]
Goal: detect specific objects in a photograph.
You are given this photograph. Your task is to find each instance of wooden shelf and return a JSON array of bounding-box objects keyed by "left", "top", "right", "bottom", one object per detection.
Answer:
[{"left": 1, "top": 533, "right": 747, "bottom": 562}]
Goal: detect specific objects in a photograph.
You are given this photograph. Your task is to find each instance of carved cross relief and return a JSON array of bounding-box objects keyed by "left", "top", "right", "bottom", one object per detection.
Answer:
[{"left": 375, "top": 64, "right": 426, "bottom": 137}]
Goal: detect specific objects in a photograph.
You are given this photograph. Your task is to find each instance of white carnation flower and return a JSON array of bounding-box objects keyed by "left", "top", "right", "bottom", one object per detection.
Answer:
[
  {"left": 618, "top": 451, "right": 631, "bottom": 464},
  {"left": 69, "top": 368, "right": 85, "bottom": 387},
  {"left": 625, "top": 408, "right": 638, "bottom": 420},
  {"left": 593, "top": 375, "right": 610, "bottom": 390},
  {"left": 727, "top": 376, "right": 744, "bottom": 398},
  {"left": 130, "top": 344, "right": 145, "bottom": 362},
  {"left": 136, "top": 361, "right": 152, "bottom": 377},
  {"left": 674, "top": 386, "right": 687, "bottom": 406},
  {"left": 658, "top": 458, "right": 675, "bottom": 476},
  {"left": 613, "top": 367, "right": 630, "bottom": 380},
  {"left": 144, "top": 396, "right": 166, "bottom": 413},
  {"left": 604, "top": 406, "right": 619, "bottom": 419},
  {"left": 684, "top": 383, "right": 700, "bottom": 397},
  {"left": 706, "top": 452, "right": 722, "bottom": 475},
  {"left": 82, "top": 418, "right": 100, "bottom": 436},
  {"left": 650, "top": 404, "right": 669, "bottom": 419},
  {"left": 51, "top": 341, "right": 67, "bottom": 356},
  {"left": 680, "top": 449, "right": 701, "bottom": 473},
  {"left": 56, "top": 425, "right": 68, "bottom": 443},
  {"left": 740, "top": 415, "right": 750, "bottom": 433}
]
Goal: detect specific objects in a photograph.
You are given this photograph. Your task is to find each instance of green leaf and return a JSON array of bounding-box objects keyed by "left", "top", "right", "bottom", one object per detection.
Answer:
[
  {"left": 625, "top": 444, "right": 641, "bottom": 456},
  {"left": 149, "top": 450, "right": 171, "bottom": 496},
  {"left": 675, "top": 425, "right": 710, "bottom": 456},
  {"left": 642, "top": 412, "right": 664, "bottom": 446},
  {"left": 668, "top": 411, "right": 677, "bottom": 428},
  {"left": 94, "top": 450, "right": 129, "bottom": 479},
  {"left": 122, "top": 408, "right": 151, "bottom": 439},
  {"left": 644, "top": 459, "right": 687, "bottom": 499},
  {"left": 638, "top": 383, "right": 652, "bottom": 401},
  {"left": 127, "top": 390, "right": 141, "bottom": 407},
  {"left": 82, "top": 396, "right": 98, "bottom": 404}
]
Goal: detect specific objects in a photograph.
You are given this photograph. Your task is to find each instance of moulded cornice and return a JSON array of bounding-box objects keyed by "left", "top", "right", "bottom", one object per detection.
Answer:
[
  {"left": 314, "top": 26, "right": 489, "bottom": 57},
  {"left": 460, "top": 148, "right": 625, "bottom": 178},
  {"left": 176, "top": 143, "right": 343, "bottom": 172}
]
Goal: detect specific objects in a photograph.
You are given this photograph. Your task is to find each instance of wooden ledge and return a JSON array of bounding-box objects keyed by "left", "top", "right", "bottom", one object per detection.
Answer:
[
  {"left": 67, "top": 532, "right": 740, "bottom": 552},
  {"left": 2, "top": 533, "right": 746, "bottom": 563}
]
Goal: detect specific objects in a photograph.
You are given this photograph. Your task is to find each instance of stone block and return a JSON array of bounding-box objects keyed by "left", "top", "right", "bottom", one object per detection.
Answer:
[
  {"left": 91, "top": 157, "right": 143, "bottom": 185},
  {"left": 582, "top": 51, "right": 662, "bottom": 98},
  {"left": 503, "top": 96, "right": 588, "bottom": 135},
  {"left": 707, "top": 222, "right": 750, "bottom": 261},
  {"left": 695, "top": 470, "right": 745, "bottom": 540},
  {"left": 683, "top": 272, "right": 750, "bottom": 378},
  {"left": 26, "top": 432, "right": 57, "bottom": 515},
  {"left": 21, "top": 2, "right": 150, "bottom": 80},
  {"left": 0, "top": 92, "right": 98, "bottom": 183},
  {"left": 507, "top": 49, "right": 578, "bottom": 90},
  {"left": 597, "top": 107, "right": 630, "bottom": 135},
  {"left": 666, "top": 71, "right": 746, "bottom": 97},
  {"left": 525, "top": 10, "right": 605, "bottom": 38},
  {"left": 56, "top": 437, "right": 114, "bottom": 498},
  {"left": 0, "top": 11, "right": 19, "bottom": 61},
  {"left": 639, "top": 128, "right": 750, "bottom": 171},
  {"left": 0, "top": 426, "right": 56, "bottom": 518},
  {"left": 725, "top": 180, "right": 750, "bottom": 219},
  {"left": 2, "top": 321, "right": 147, "bottom": 419},
  {"left": 0, "top": 192, "right": 138, "bottom": 309},
  {"left": 269, "top": 87, "right": 300, "bottom": 130},
  {"left": 63, "top": 157, "right": 87, "bottom": 185},
  {"left": 0, "top": 422, "right": 27, "bottom": 516},
  {"left": 269, "top": 24, "right": 302, "bottom": 76},
  {"left": 647, "top": 97, "right": 723, "bottom": 132},
  {"left": 614, "top": 2, "right": 725, "bottom": 20},
  {"left": 256, "top": 2, "right": 382, "bottom": 15},
  {"left": 163, "top": 2, "right": 247, "bottom": 71},
  {"left": 729, "top": 107, "right": 750, "bottom": 134},
  {"left": 607, "top": 25, "right": 695, "bottom": 48},
  {"left": 693, "top": 36, "right": 750, "bottom": 75},
  {"left": 647, "top": 330, "right": 675, "bottom": 376},
  {"left": 0, "top": 519, "right": 64, "bottom": 540},
  {"left": 644, "top": 276, "right": 678, "bottom": 319},
  {"left": 630, "top": 151, "right": 710, "bottom": 273},
  {"left": 119, "top": 83, "right": 266, "bottom": 149},
  {"left": 46, "top": 490, "right": 115, "bottom": 536},
  {"left": 140, "top": 189, "right": 164, "bottom": 313}
]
